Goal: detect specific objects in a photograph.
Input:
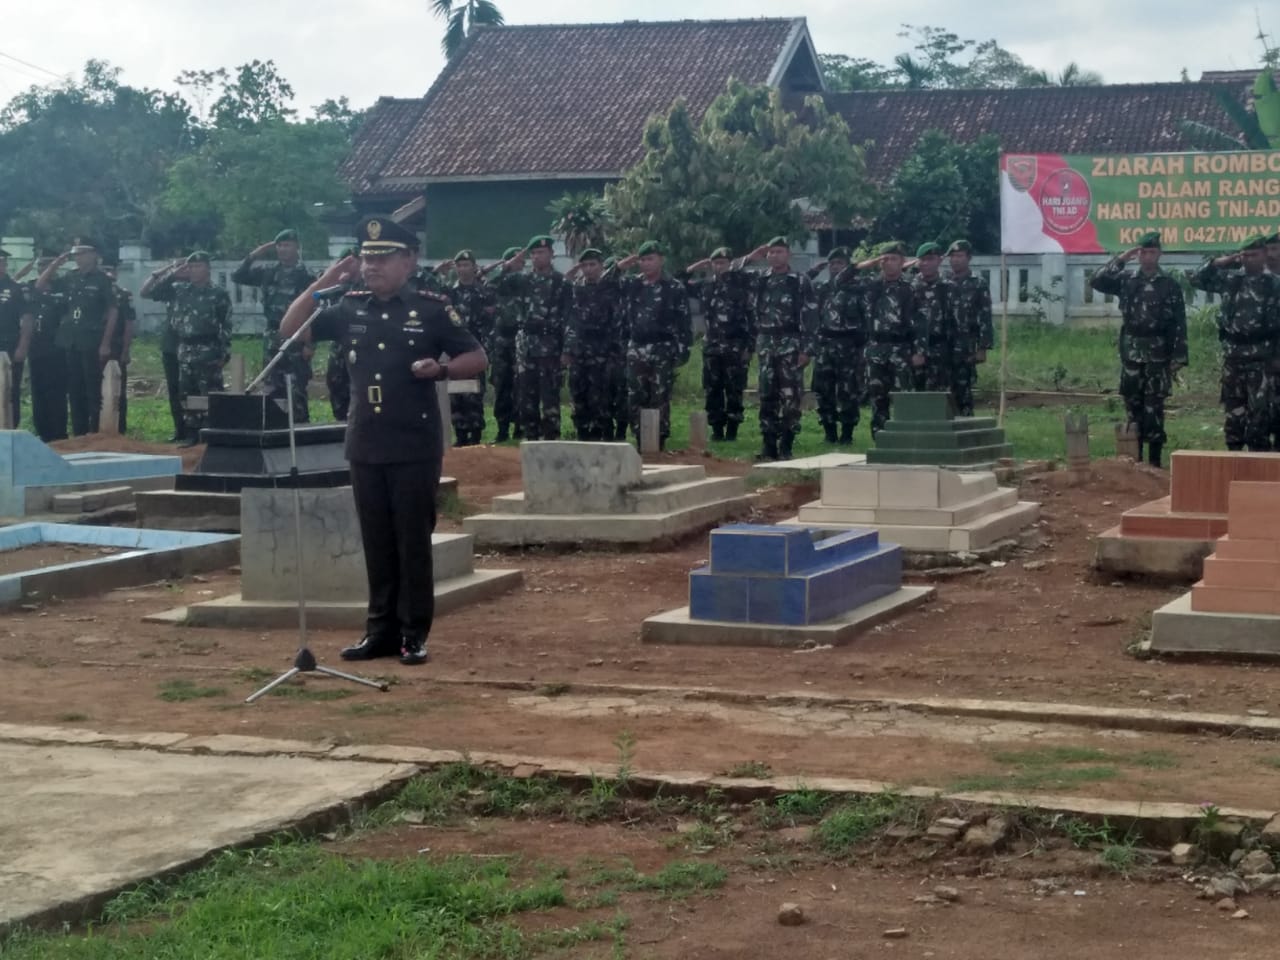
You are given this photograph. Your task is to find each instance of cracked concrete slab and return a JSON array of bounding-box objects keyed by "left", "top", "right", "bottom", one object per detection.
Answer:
[{"left": 0, "top": 742, "right": 415, "bottom": 931}]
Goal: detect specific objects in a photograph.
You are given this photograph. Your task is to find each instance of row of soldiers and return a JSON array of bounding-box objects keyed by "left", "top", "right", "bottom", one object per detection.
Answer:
[{"left": 1094, "top": 229, "right": 1280, "bottom": 467}]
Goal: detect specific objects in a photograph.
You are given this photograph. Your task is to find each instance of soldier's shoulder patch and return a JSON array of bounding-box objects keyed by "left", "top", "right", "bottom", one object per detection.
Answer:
[
  {"left": 420, "top": 290, "right": 450, "bottom": 302},
  {"left": 446, "top": 306, "right": 464, "bottom": 327}
]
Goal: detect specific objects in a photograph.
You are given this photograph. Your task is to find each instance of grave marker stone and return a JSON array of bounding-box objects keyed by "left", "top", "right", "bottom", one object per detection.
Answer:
[{"left": 866, "top": 392, "right": 1012, "bottom": 469}]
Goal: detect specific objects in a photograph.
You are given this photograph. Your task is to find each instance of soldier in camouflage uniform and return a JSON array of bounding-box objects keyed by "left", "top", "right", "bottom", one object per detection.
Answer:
[
  {"left": 945, "top": 240, "right": 993, "bottom": 417},
  {"left": 142, "top": 252, "right": 232, "bottom": 444},
  {"left": 36, "top": 238, "right": 119, "bottom": 437},
  {"left": 1191, "top": 235, "right": 1280, "bottom": 452},
  {"left": 814, "top": 249, "right": 868, "bottom": 445},
  {"left": 603, "top": 256, "right": 630, "bottom": 441},
  {"left": 103, "top": 264, "right": 136, "bottom": 435},
  {"left": 232, "top": 229, "right": 314, "bottom": 423},
  {"left": 910, "top": 243, "right": 955, "bottom": 392},
  {"left": 323, "top": 247, "right": 358, "bottom": 421},
  {"left": 1089, "top": 232, "right": 1187, "bottom": 467},
  {"left": 861, "top": 242, "right": 925, "bottom": 437},
  {"left": 563, "top": 248, "right": 622, "bottom": 440},
  {"left": 493, "top": 236, "right": 569, "bottom": 440},
  {"left": 733, "top": 237, "right": 817, "bottom": 461},
  {"left": 682, "top": 246, "right": 755, "bottom": 442},
  {"left": 481, "top": 246, "right": 524, "bottom": 441},
  {"left": 1267, "top": 231, "right": 1280, "bottom": 275},
  {"left": 609, "top": 242, "right": 691, "bottom": 449},
  {"left": 434, "top": 249, "right": 496, "bottom": 445}
]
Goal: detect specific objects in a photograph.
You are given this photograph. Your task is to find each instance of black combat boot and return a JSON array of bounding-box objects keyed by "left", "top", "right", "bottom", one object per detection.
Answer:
[
  {"left": 495, "top": 423, "right": 510, "bottom": 443},
  {"left": 1147, "top": 442, "right": 1163, "bottom": 468},
  {"left": 756, "top": 437, "right": 779, "bottom": 462},
  {"left": 399, "top": 634, "right": 429, "bottom": 666},
  {"left": 823, "top": 423, "right": 838, "bottom": 444},
  {"left": 711, "top": 424, "right": 725, "bottom": 442},
  {"left": 839, "top": 423, "right": 855, "bottom": 445},
  {"left": 341, "top": 634, "right": 397, "bottom": 661},
  {"left": 725, "top": 422, "right": 739, "bottom": 442},
  {"left": 778, "top": 435, "right": 795, "bottom": 461}
]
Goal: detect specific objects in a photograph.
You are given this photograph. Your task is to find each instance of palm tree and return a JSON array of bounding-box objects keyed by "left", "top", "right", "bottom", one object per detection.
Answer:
[
  {"left": 1056, "top": 62, "right": 1103, "bottom": 86},
  {"left": 1178, "top": 72, "right": 1278, "bottom": 151},
  {"left": 432, "top": 0, "right": 504, "bottom": 60},
  {"left": 893, "top": 54, "right": 936, "bottom": 89}
]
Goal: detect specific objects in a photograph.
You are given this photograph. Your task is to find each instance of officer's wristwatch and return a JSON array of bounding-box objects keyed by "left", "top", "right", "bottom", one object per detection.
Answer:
[{"left": 435, "top": 362, "right": 450, "bottom": 381}]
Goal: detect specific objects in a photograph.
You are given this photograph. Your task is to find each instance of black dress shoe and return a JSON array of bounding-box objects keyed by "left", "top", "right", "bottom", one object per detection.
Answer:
[
  {"left": 399, "top": 636, "right": 430, "bottom": 666},
  {"left": 340, "top": 635, "right": 396, "bottom": 661}
]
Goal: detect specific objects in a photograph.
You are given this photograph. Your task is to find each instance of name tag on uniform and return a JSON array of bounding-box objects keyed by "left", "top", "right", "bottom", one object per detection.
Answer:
[{"left": 349, "top": 324, "right": 367, "bottom": 333}]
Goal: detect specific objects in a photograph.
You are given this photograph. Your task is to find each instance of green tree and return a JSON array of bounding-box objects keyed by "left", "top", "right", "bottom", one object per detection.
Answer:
[
  {"left": 872, "top": 131, "right": 1001, "bottom": 253},
  {"left": 547, "top": 191, "right": 613, "bottom": 257},
  {"left": 606, "top": 81, "right": 873, "bottom": 267},
  {"left": 818, "top": 54, "right": 897, "bottom": 92},
  {"left": 432, "top": 0, "right": 504, "bottom": 59}
]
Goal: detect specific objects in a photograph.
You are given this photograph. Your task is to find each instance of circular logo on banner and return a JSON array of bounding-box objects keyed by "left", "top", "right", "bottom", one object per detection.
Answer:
[{"left": 1038, "top": 168, "right": 1092, "bottom": 235}]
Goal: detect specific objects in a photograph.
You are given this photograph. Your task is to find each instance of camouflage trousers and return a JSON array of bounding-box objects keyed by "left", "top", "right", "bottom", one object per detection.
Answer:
[
  {"left": 912, "top": 352, "right": 952, "bottom": 392},
  {"left": 326, "top": 345, "right": 350, "bottom": 421},
  {"left": 263, "top": 335, "right": 311, "bottom": 424},
  {"left": 1221, "top": 359, "right": 1273, "bottom": 451},
  {"left": 517, "top": 354, "right": 562, "bottom": 440},
  {"left": 1119, "top": 360, "right": 1173, "bottom": 446},
  {"left": 950, "top": 362, "right": 979, "bottom": 417},
  {"left": 179, "top": 343, "right": 225, "bottom": 437},
  {"left": 627, "top": 342, "right": 678, "bottom": 441},
  {"left": 702, "top": 345, "right": 749, "bottom": 429},
  {"left": 866, "top": 346, "right": 914, "bottom": 437},
  {"left": 568, "top": 349, "right": 616, "bottom": 440},
  {"left": 757, "top": 349, "right": 805, "bottom": 443},
  {"left": 488, "top": 335, "right": 519, "bottom": 431},
  {"left": 812, "top": 337, "right": 863, "bottom": 429},
  {"left": 451, "top": 371, "right": 487, "bottom": 439},
  {"left": 608, "top": 354, "right": 628, "bottom": 438}
]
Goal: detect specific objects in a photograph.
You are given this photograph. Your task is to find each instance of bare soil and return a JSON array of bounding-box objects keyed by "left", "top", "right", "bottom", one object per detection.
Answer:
[{"left": 0, "top": 543, "right": 127, "bottom": 576}]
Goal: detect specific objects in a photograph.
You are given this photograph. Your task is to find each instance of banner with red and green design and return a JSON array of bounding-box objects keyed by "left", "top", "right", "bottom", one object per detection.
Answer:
[{"left": 1000, "top": 150, "right": 1280, "bottom": 254}]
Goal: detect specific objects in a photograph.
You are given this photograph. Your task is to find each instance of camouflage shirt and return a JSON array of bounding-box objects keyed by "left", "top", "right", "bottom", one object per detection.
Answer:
[
  {"left": 750, "top": 270, "right": 817, "bottom": 355},
  {"left": 0, "top": 275, "right": 30, "bottom": 353},
  {"left": 948, "top": 272, "right": 995, "bottom": 358},
  {"left": 1091, "top": 261, "right": 1187, "bottom": 365},
  {"left": 144, "top": 278, "right": 232, "bottom": 351},
  {"left": 687, "top": 270, "right": 755, "bottom": 354},
  {"left": 231, "top": 258, "right": 314, "bottom": 333},
  {"left": 52, "top": 268, "right": 116, "bottom": 351},
  {"left": 822, "top": 273, "right": 868, "bottom": 341},
  {"left": 862, "top": 276, "right": 925, "bottom": 357},
  {"left": 564, "top": 278, "right": 622, "bottom": 357},
  {"left": 1191, "top": 263, "right": 1280, "bottom": 363},
  {"left": 911, "top": 274, "right": 955, "bottom": 356},
  {"left": 448, "top": 280, "right": 497, "bottom": 350},
  {"left": 486, "top": 272, "right": 523, "bottom": 340},
  {"left": 109, "top": 284, "right": 135, "bottom": 356},
  {"left": 492, "top": 268, "right": 570, "bottom": 359},
  {"left": 613, "top": 273, "right": 691, "bottom": 353}
]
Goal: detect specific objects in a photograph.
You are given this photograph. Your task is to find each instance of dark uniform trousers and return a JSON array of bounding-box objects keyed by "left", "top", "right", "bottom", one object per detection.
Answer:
[
  {"left": 162, "top": 351, "right": 184, "bottom": 437},
  {"left": 66, "top": 349, "right": 102, "bottom": 436},
  {"left": 351, "top": 458, "right": 441, "bottom": 643},
  {"left": 4, "top": 359, "right": 23, "bottom": 428},
  {"left": 29, "top": 352, "right": 67, "bottom": 441}
]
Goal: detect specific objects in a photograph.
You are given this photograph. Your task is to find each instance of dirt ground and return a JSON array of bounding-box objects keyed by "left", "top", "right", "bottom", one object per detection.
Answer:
[
  {"left": 0, "top": 543, "right": 126, "bottom": 576},
  {"left": 339, "top": 815, "right": 1280, "bottom": 960}
]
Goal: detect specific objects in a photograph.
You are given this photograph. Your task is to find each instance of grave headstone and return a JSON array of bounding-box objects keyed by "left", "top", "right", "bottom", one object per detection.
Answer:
[
  {"left": 640, "top": 409, "right": 661, "bottom": 455},
  {"left": 1065, "top": 412, "right": 1089, "bottom": 480},
  {"left": 226, "top": 355, "right": 246, "bottom": 394},
  {"left": 688, "top": 411, "right": 709, "bottom": 454},
  {"left": 866, "top": 392, "right": 1012, "bottom": 469},
  {"left": 1115, "top": 422, "right": 1140, "bottom": 461},
  {"left": 98, "top": 360, "right": 122, "bottom": 435}
]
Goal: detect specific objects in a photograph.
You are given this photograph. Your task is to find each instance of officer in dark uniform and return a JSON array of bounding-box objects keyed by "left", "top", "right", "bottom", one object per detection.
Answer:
[{"left": 281, "top": 216, "right": 487, "bottom": 666}]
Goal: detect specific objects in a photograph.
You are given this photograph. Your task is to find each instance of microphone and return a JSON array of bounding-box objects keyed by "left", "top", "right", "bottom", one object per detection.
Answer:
[{"left": 312, "top": 284, "right": 347, "bottom": 300}]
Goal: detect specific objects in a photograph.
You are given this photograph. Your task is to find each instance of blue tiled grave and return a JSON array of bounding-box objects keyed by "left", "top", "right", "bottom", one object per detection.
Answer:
[
  {"left": 0, "top": 522, "right": 237, "bottom": 605},
  {"left": 688, "top": 523, "right": 903, "bottom": 626},
  {"left": 0, "top": 431, "right": 181, "bottom": 516}
]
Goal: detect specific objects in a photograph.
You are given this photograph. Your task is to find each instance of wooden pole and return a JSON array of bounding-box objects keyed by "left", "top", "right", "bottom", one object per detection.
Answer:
[{"left": 998, "top": 252, "right": 1009, "bottom": 427}]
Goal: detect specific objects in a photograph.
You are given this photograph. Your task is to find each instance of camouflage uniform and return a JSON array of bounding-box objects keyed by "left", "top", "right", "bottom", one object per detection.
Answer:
[
  {"left": 1090, "top": 258, "right": 1187, "bottom": 453},
  {"left": 144, "top": 278, "right": 232, "bottom": 439},
  {"left": 615, "top": 271, "right": 692, "bottom": 444},
  {"left": 108, "top": 282, "right": 135, "bottom": 434},
  {"left": 750, "top": 270, "right": 818, "bottom": 456},
  {"left": 911, "top": 273, "right": 955, "bottom": 392},
  {"left": 325, "top": 341, "right": 351, "bottom": 420},
  {"left": 948, "top": 270, "right": 994, "bottom": 416},
  {"left": 1192, "top": 260, "right": 1280, "bottom": 451},
  {"left": 862, "top": 275, "right": 924, "bottom": 436},
  {"left": 485, "top": 262, "right": 523, "bottom": 440},
  {"left": 814, "top": 271, "right": 867, "bottom": 443},
  {"left": 493, "top": 268, "right": 569, "bottom": 440},
  {"left": 52, "top": 268, "right": 116, "bottom": 436},
  {"left": 689, "top": 269, "right": 754, "bottom": 440},
  {"left": 231, "top": 256, "right": 314, "bottom": 423},
  {"left": 448, "top": 280, "right": 497, "bottom": 443},
  {"left": 566, "top": 274, "right": 622, "bottom": 440},
  {"left": 25, "top": 278, "right": 67, "bottom": 442}
]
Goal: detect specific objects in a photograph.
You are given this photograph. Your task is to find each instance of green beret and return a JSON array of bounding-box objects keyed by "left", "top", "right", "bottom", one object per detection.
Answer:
[
  {"left": 577, "top": 247, "right": 604, "bottom": 263},
  {"left": 1241, "top": 234, "right": 1268, "bottom": 251},
  {"left": 274, "top": 229, "right": 299, "bottom": 243},
  {"left": 766, "top": 235, "right": 789, "bottom": 249},
  {"left": 502, "top": 246, "right": 521, "bottom": 260},
  {"left": 637, "top": 240, "right": 663, "bottom": 257},
  {"left": 453, "top": 249, "right": 476, "bottom": 263},
  {"left": 916, "top": 242, "right": 943, "bottom": 258},
  {"left": 946, "top": 240, "right": 973, "bottom": 255},
  {"left": 879, "top": 241, "right": 908, "bottom": 257},
  {"left": 1137, "top": 231, "right": 1162, "bottom": 249},
  {"left": 602, "top": 256, "right": 618, "bottom": 271},
  {"left": 828, "top": 247, "right": 852, "bottom": 262},
  {"left": 186, "top": 251, "right": 213, "bottom": 264},
  {"left": 527, "top": 235, "right": 555, "bottom": 251},
  {"left": 709, "top": 246, "right": 733, "bottom": 260}
]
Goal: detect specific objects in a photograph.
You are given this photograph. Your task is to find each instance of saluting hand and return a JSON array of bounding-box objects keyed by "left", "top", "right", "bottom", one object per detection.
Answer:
[
  {"left": 250, "top": 241, "right": 275, "bottom": 258},
  {"left": 316, "top": 255, "right": 359, "bottom": 289}
]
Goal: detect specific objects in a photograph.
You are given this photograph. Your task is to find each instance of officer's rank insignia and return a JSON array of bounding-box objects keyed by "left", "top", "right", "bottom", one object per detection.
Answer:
[
  {"left": 367, "top": 220, "right": 382, "bottom": 240},
  {"left": 406, "top": 310, "right": 422, "bottom": 326},
  {"left": 447, "top": 306, "right": 464, "bottom": 327}
]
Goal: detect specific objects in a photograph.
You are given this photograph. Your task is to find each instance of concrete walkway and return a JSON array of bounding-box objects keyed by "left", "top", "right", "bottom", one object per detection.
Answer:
[{"left": 0, "top": 742, "right": 414, "bottom": 930}]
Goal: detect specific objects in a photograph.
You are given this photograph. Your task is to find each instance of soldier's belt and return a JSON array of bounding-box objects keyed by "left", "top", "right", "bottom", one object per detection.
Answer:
[{"left": 367, "top": 385, "right": 383, "bottom": 404}]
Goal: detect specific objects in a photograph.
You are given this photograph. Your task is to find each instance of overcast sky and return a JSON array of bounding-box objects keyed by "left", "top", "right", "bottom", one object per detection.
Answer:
[{"left": 0, "top": 1, "right": 1274, "bottom": 112}]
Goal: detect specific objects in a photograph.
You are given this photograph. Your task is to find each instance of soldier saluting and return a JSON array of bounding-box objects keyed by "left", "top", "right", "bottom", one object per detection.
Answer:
[
  {"left": 281, "top": 217, "right": 487, "bottom": 666},
  {"left": 1090, "top": 231, "right": 1187, "bottom": 467}
]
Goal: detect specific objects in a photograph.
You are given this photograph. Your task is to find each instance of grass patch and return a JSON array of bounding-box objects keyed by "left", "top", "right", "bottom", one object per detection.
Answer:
[
  {"left": 438, "top": 490, "right": 476, "bottom": 522},
  {"left": 536, "top": 682, "right": 571, "bottom": 697},
  {"left": 580, "top": 858, "right": 726, "bottom": 900},
  {"left": 1129, "top": 750, "right": 1179, "bottom": 770},
  {"left": 1, "top": 840, "right": 594, "bottom": 960},
  {"left": 55, "top": 712, "right": 90, "bottom": 723},
  {"left": 814, "top": 792, "right": 922, "bottom": 855},
  {"left": 265, "top": 683, "right": 356, "bottom": 702},
  {"left": 1260, "top": 756, "right": 1280, "bottom": 770},
  {"left": 719, "top": 760, "right": 773, "bottom": 779},
  {"left": 234, "top": 667, "right": 274, "bottom": 683},
  {"left": 950, "top": 766, "right": 1119, "bottom": 793},
  {"left": 769, "top": 786, "right": 833, "bottom": 824},
  {"left": 156, "top": 679, "right": 226, "bottom": 702},
  {"left": 991, "top": 746, "right": 1111, "bottom": 766}
]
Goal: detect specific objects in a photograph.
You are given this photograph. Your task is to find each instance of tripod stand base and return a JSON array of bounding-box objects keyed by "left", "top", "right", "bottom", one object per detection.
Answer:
[{"left": 245, "top": 646, "right": 390, "bottom": 703}]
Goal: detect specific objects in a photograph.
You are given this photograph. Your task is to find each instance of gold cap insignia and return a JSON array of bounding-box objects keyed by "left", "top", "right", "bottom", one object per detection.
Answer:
[{"left": 367, "top": 220, "right": 383, "bottom": 240}]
